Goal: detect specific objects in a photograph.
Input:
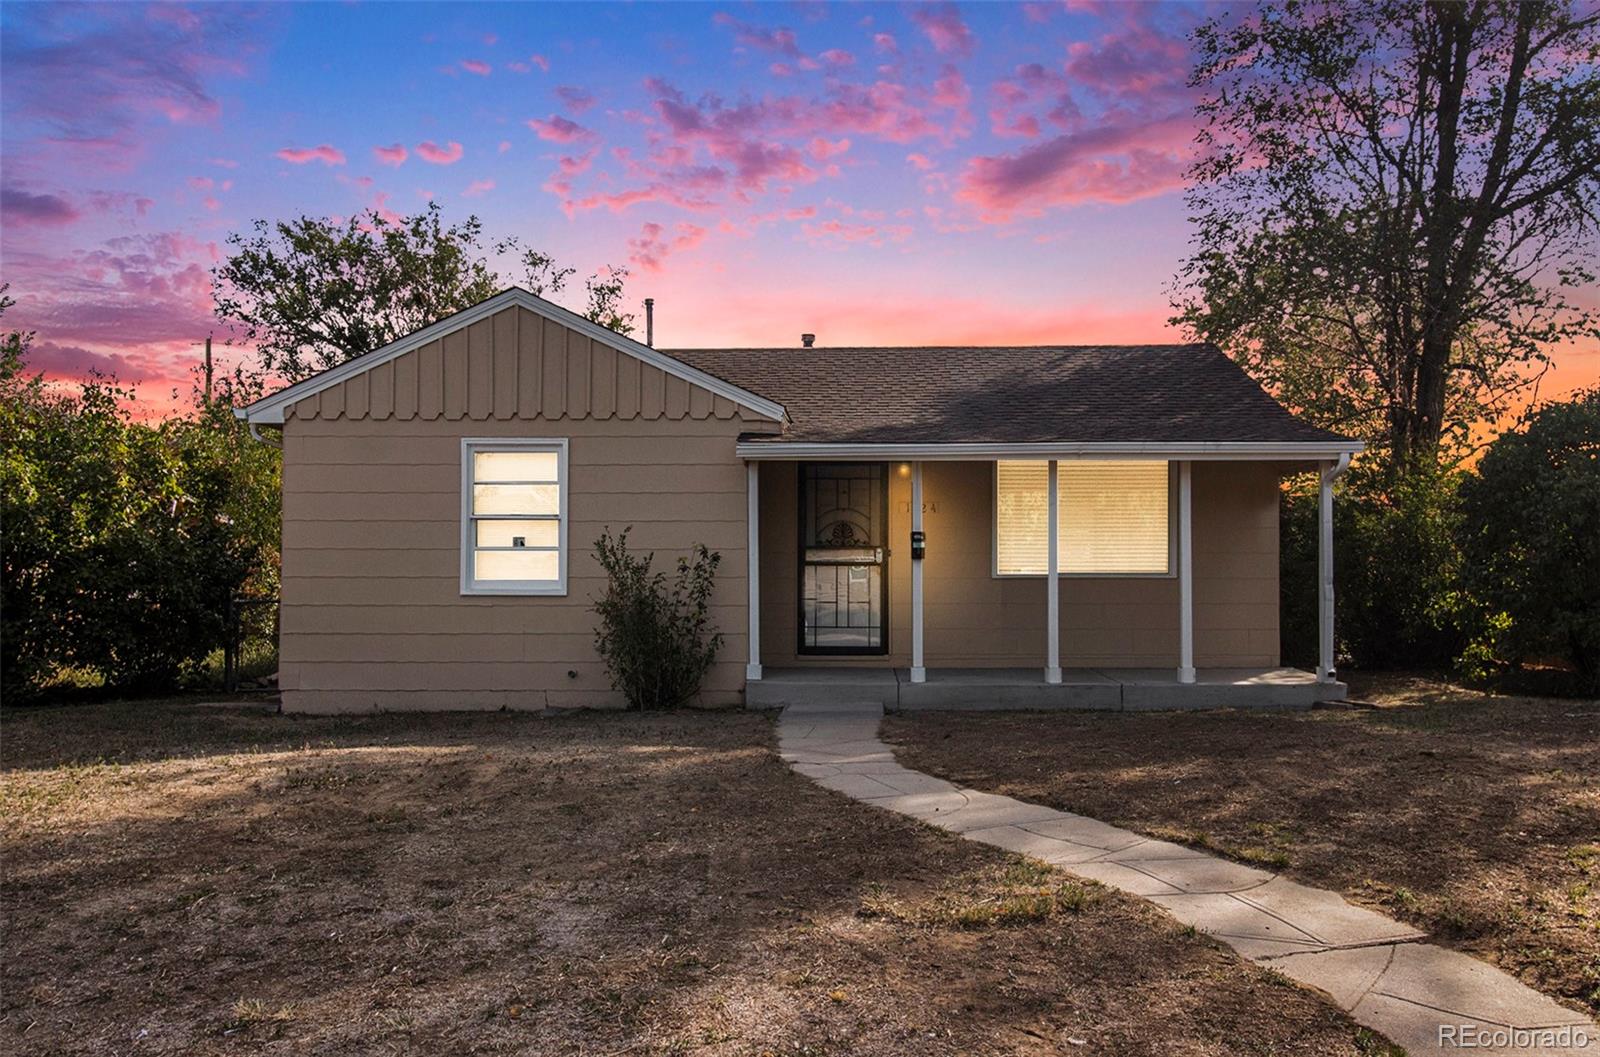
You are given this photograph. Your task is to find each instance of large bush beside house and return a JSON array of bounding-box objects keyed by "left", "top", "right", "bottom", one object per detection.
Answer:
[
  {"left": 591, "top": 528, "right": 724, "bottom": 709},
  {"left": 1281, "top": 461, "right": 1465, "bottom": 672},
  {"left": 0, "top": 311, "right": 280, "bottom": 701},
  {"left": 1459, "top": 391, "right": 1600, "bottom": 692}
]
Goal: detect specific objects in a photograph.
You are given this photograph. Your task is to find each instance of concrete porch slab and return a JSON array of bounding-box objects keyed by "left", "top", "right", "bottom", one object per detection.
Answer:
[{"left": 746, "top": 665, "right": 1347, "bottom": 711}]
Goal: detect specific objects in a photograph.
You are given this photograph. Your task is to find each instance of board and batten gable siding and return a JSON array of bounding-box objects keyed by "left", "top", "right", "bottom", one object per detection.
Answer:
[
  {"left": 279, "top": 304, "right": 779, "bottom": 713},
  {"left": 758, "top": 459, "right": 1283, "bottom": 670}
]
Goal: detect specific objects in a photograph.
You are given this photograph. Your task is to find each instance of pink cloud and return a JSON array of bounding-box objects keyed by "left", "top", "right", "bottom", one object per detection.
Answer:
[
  {"left": 911, "top": 3, "right": 975, "bottom": 57},
  {"left": 932, "top": 65, "right": 970, "bottom": 109},
  {"left": 416, "top": 140, "right": 464, "bottom": 164},
  {"left": 1066, "top": 24, "right": 1190, "bottom": 101},
  {"left": 276, "top": 144, "right": 346, "bottom": 166},
  {"left": 460, "top": 59, "right": 491, "bottom": 76},
  {"left": 561, "top": 183, "right": 720, "bottom": 215},
  {"left": 1022, "top": 2, "right": 1056, "bottom": 23},
  {"left": 27, "top": 340, "right": 158, "bottom": 384},
  {"left": 873, "top": 32, "right": 897, "bottom": 53},
  {"left": 531, "top": 53, "right": 550, "bottom": 71},
  {"left": 770, "top": 62, "right": 794, "bottom": 77},
  {"left": 374, "top": 143, "right": 408, "bottom": 166},
  {"left": 1, "top": 187, "right": 80, "bottom": 226},
  {"left": 819, "top": 48, "right": 855, "bottom": 68},
  {"left": 712, "top": 12, "right": 801, "bottom": 57},
  {"left": 462, "top": 178, "right": 495, "bottom": 197},
  {"left": 526, "top": 115, "right": 593, "bottom": 143},
  {"left": 628, "top": 220, "right": 709, "bottom": 271},
  {"left": 785, "top": 205, "right": 818, "bottom": 220},
  {"left": 1, "top": 231, "right": 224, "bottom": 406},
  {"left": 1, "top": 4, "right": 258, "bottom": 173},
  {"left": 208, "top": 157, "right": 239, "bottom": 169},
  {"left": 809, "top": 137, "right": 850, "bottom": 161},
  {"left": 990, "top": 62, "right": 1076, "bottom": 137},
  {"left": 956, "top": 115, "right": 1194, "bottom": 219},
  {"left": 558, "top": 149, "right": 598, "bottom": 176},
  {"left": 906, "top": 153, "right": 937, "bottom": 171},
  {"left": 802, "top": 218, "right": 913, "bottom": 247},
  {"left": 187, "top": 176, "right": 214, "bottom": 190},
  {"left": 554, "top": 85, "right": 596, "bottom": 112}
]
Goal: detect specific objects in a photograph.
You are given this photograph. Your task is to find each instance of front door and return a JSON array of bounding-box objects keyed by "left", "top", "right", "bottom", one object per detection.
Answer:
[{"left": 798, "top": 463, "right": 889, "bottom": 655}]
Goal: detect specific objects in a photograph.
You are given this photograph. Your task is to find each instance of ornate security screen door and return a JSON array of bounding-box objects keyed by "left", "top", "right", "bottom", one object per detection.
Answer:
[{"left": 798, "top": 463, "right": 888, "bottom": 654}]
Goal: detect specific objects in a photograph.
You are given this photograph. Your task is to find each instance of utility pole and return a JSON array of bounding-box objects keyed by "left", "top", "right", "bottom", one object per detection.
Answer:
[{"left": 203, "top": 335, "right": 213, "bottom": 404}]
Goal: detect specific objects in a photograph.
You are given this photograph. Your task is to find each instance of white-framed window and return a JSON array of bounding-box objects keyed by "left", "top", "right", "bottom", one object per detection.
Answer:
[
  {"left": 461, "top": 438, "right": 568, "bottom": 595},
  {"left": 993, "top": 460, "right": 1173, "bottom": 577}
]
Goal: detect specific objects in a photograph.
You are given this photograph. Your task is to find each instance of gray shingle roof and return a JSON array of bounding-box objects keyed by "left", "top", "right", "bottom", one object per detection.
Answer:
[{"left": 665, "top": 344, "right": 1349, "bottom": 445}]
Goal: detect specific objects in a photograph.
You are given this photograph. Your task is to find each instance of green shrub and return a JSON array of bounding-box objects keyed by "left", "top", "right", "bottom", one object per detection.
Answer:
[
  {"left": 1281, "top": 459, "right": 1466, "bottom": 671},
  {"left": 591, "top": 528, "right": 723, "bottom": 709},
  {"left": 1459, "top": 391, "right": 1600, "bottom": 692}
]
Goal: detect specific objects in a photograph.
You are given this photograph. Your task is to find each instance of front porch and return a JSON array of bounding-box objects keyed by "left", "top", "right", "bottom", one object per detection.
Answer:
[
  {"left": 746, "top": 665, "right": 1343, "bottom": 711},
  {"left": 739, "top": 453, "right": 1351, "bottom": 711}
]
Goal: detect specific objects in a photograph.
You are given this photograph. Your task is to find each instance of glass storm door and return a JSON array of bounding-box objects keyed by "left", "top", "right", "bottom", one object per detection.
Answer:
[{"left": 799, "top": 463, "right": 888, "bottom": 655}]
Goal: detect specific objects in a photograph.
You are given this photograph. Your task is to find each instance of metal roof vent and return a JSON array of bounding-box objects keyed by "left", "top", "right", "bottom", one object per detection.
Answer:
[{"left": 801, "top": 333, "right": 816, "bottom": 348}]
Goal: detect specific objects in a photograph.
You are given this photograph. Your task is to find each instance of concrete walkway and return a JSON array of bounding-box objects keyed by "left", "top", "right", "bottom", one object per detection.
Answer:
[{"left": 779, "top": 701, "right": 1598, "bottom": 1056}]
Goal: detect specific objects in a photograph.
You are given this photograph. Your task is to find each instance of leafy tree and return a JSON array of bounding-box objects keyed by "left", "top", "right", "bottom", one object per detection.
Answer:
[
  {"left": 215, "top": 201, "right": 634, "bottom": 383},
  {"left": 0, "top": 289, "right": 280, "bottom": 699},
  {"left": 1459, "top": 390, "right": 1600, "bottom": 690},
  {"left": 1174, "top": 0, "right": 1600, "bottom": 464}
]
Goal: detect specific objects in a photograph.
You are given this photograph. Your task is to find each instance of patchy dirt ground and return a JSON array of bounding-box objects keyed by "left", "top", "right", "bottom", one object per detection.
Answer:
[
  {"left": 885, "top": 673, "right": 1600, "bottom": 1017},
  {"left": 0, "top": 700, "right": 1389, "bottom": 1056}
]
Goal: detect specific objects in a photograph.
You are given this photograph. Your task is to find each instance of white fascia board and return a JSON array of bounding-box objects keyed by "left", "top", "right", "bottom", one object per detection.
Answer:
[
  {"left": 734, "top": 440, "right": 1365, "bottom": 461},
  {"left": 235, "top": 287, "right": 786, "bottom": 424}
]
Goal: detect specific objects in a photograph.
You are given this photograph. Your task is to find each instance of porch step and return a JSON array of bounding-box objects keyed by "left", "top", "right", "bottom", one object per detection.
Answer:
[{"left": 747, "top": 667, "right": 1347, "bottom": 712}]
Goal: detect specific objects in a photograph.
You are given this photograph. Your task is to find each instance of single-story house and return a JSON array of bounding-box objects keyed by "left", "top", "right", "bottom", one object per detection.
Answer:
[{"left": 237, "top": 287, "right": 1362, "bottom": 713}]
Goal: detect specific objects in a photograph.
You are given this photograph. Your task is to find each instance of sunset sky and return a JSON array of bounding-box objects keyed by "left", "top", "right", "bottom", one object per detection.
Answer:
[{"left": 3, "top": 1, "right": 1596, "bottom": 417}]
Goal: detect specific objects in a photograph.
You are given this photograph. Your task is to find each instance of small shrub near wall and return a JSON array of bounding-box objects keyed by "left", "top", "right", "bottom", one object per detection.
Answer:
[{"left": 591, "top": 528, "right": 723, "bottom": 709}]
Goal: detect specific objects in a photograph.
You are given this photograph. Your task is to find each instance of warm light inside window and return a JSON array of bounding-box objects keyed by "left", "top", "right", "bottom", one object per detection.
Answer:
[{"left": 995, "top": 461, "right": 1170, "bottom": 575}]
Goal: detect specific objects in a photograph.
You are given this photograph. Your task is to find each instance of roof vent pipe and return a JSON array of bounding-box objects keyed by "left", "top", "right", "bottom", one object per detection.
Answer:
[
  {"left": 644, "top": 298, "right": 655, "bottom": 347},
  {"left": 801, "top": 333, "right": 815, "bottom": 348}
]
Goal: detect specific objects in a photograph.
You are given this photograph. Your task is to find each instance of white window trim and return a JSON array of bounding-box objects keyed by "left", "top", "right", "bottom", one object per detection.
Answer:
[
  {"left": 991, "top": 460, "right": 1178, "bottom": 579},
  {"left": 460, "top": 437, "right": 569, "bottom": 596}
]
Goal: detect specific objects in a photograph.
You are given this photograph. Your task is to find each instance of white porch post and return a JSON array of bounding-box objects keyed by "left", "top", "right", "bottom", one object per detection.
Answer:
[
  {"left": 745, "top": 461, "right": 762, "bottom": 682},
  {"left": 1046, "top": 459, "right": 1062, "bottom": 684},
  {"left": 1177, "top": 460, "right": 1196, "bottom": 684},
  {"left": 1317, "top": 460, "right": 1336, "bottom": 682},
  {"left": 910, "top": 461, "right": 926, "bottom": 683}
]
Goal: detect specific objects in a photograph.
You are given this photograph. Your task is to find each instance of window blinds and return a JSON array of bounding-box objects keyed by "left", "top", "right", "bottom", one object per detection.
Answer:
[{"left": 995, "top": 460, "right": 1171, "bottom": 575}]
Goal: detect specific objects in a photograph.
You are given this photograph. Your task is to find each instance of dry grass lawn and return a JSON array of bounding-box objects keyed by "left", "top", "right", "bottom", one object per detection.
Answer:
[
  {"left": 885, "top": 673, "right": 1600, "bottom": 1018},
  {"left": 0, "top": 699, "right": 1391, "bottom": 1056}
]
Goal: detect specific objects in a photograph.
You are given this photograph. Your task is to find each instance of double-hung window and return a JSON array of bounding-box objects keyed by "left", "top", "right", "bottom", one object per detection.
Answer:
[
  {"left": 994, "top": 460, "right": 1172, "bottom": 576},
  {"left": 461, "top": 438, "right": 567, "bottom": 595}
]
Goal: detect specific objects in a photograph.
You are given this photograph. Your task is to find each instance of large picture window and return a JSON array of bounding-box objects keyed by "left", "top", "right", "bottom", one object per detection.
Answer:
[
  {"left": 461, "top": 438, "right": 567, "bottom": 595},
  {"left": 994, "top": 460, "right": 1172, "bottom": 576}
]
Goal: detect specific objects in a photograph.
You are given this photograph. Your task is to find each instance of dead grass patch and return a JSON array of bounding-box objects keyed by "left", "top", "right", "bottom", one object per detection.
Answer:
[
  {"left": 2, "top": 697, "right": 1385, "bottom": 1055},
  {"left": 885, "top": 672, "right": 1600, "bottom": 1015}
]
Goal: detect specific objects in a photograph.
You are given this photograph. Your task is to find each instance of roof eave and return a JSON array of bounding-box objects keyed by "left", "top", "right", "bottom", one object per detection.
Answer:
[{"left": 734, "top": 439, "right": 1366, "bottom": 461}]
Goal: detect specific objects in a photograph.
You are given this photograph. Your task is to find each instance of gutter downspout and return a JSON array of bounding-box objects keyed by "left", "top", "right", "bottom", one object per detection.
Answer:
[{"left": 236, "top": 408, "right": 284, "bottom": 449}]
